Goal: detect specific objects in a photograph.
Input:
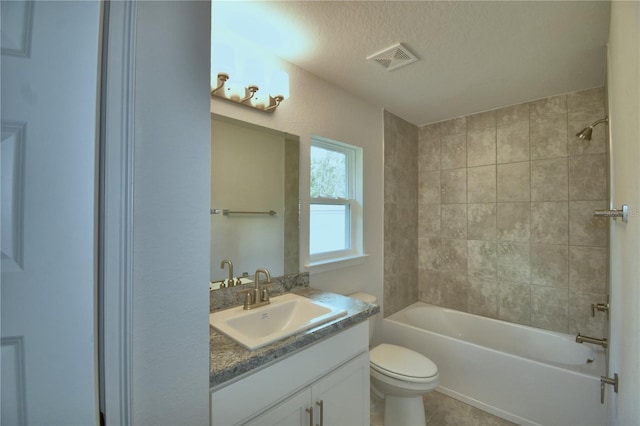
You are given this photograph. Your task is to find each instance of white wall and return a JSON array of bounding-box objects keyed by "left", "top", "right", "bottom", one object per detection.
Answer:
[
  {"left": 606, "top": 1, "right": 640, "bottom": 423},
  {"left": 211, "top": 54, "right": 385, "bottom": 309},
  {"left": 131, "top": 2, "right": 210, "bottom": 424}
]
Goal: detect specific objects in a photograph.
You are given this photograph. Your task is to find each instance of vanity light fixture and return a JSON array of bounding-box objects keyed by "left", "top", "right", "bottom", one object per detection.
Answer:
[{"left": 211, "top": 69, "right": 289, "bottom": 113}]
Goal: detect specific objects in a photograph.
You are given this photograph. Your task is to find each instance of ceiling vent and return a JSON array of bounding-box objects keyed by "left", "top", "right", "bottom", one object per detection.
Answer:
[{"left": 367, "top": 43, "right": 418, "bottom": 71}]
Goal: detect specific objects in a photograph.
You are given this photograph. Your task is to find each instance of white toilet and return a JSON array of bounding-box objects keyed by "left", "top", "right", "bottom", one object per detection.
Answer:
[{"left": 350, "top": 293, "right": 439, "bottom": 426}]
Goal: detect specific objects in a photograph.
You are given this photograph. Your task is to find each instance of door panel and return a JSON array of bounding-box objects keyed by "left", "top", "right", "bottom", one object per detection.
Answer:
[{"left": 1, "top": 1, "right": 101, "bottom": 424}]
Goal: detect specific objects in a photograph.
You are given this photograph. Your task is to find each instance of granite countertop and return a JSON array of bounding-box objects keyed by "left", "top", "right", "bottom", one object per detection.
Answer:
[{"left": 210, "top": 287, "right": 379, "bottom": 389}]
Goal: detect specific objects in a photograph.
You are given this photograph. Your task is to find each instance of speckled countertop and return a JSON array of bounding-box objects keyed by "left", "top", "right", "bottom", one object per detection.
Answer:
[{"left": 210, "top": 287, "right": 379, "bottom": 389}]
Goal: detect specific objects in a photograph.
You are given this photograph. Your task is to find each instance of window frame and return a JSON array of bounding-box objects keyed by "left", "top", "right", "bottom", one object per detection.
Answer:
[{"left": 308, "top": 136, "right": 364, "bottom": 267}]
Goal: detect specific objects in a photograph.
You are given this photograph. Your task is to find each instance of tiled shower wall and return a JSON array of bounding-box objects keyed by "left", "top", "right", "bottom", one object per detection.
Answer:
[
  {"left": 384, "top": 110, "right": 419, "bottom": 316},
  {"left": 417, "top": 88, "right": 609, "bottom": 335}
]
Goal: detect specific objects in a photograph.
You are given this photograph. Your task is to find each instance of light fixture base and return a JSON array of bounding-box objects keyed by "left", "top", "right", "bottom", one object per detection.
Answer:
[{"left": 211, "top": 76, "right": 284, "bottom": 113}]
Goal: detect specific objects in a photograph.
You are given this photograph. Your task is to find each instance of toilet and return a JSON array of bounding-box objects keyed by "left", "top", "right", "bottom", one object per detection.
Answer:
[{"left": 350, "top": 293, "right": 439, "bottom": 426}]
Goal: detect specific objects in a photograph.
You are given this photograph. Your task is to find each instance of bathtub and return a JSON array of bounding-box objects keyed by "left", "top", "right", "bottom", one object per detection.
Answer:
[{"left": 382, "top": 302, "right": 607, "bottom": 426}]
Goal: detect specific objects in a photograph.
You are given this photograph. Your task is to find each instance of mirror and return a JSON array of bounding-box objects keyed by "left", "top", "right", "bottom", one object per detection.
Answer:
[{"left": 210, "top": 114, "right": 299, "bottom": 287}]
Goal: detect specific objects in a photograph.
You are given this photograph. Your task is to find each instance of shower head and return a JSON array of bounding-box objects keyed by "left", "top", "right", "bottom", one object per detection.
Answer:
[
  {"left": 576, "top": 127, "right": 593, "bottom": 140},
  {"left": 576, "top": 116, "right": 608, "bottom": 141}
]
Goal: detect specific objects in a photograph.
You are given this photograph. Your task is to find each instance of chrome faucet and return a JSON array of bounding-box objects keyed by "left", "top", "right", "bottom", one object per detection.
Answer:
[
  {"left": 243, "top": 268, "right": 271, "bottom": 310},
  {"left": 576, "top": 333, "right": 608, "bottom": 349},
  {"left": 220, "top": 259, "right": 235, "bottom": 287}
]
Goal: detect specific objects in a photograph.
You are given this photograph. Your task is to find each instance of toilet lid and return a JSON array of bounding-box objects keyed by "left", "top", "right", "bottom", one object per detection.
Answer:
[{"left": 370, "top": 344, "right": 438, "bottom": 382}]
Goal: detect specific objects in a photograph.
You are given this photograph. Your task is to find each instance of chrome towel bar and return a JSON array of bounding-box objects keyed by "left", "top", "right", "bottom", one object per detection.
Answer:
[{"left": 211, "top": 209, "right": 277, "bottom": 216}]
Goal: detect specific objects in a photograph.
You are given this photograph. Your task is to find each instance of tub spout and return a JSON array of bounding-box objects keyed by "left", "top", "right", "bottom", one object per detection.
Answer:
[{"left": 576, "top": 333, "right": 608, "bottom": 349}]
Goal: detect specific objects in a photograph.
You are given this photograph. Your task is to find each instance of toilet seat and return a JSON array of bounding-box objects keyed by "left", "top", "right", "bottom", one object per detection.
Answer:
[{"left": 370, "top": 344, "right": 438, "bottom": 383}]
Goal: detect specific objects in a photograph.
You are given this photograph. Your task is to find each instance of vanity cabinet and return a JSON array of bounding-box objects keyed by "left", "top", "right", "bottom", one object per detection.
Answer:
[
  {"left": 210, "top": 322, "right": 369, "bottom": 426},
  {"left": 246, "top": 353, "right": 369, "bottom": 426}
]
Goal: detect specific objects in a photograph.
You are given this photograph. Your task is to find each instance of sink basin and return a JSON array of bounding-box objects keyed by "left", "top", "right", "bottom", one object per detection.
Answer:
[{"left": 210, "top": 293, "right": 347, "bottom": 351}]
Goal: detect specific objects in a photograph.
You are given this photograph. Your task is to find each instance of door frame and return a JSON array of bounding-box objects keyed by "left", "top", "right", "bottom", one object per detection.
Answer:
[{"left": 99, "top": 1, "right": 136, "bottom": 423}]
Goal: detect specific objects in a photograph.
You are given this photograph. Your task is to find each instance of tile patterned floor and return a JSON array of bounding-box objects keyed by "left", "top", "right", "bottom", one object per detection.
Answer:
[{"left": 371, "top": 390, "right": 519, "bottom": 426}]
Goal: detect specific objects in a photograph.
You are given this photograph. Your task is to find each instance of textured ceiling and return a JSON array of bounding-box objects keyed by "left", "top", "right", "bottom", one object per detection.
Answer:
[{"left": 212, "top": 1, "right": 611, "bottom": 126}]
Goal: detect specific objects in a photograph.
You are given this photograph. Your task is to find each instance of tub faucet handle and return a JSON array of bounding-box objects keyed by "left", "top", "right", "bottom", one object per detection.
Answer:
[
  {"left": 600, "top": 373, "right": 619, "bottom": 404},
  {"left": 591, "top": 302, "right": 610, "bottom": 318}
]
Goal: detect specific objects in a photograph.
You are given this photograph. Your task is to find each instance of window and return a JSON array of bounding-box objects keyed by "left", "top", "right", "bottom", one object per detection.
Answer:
[{"left": 309, "top": 136, "right": 363, "bottom": 266}]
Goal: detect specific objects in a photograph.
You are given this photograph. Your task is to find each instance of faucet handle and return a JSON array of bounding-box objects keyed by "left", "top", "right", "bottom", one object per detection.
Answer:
[
  {"left": 261, "top": 288, "right": 270, "bottom": 303},
  {"left": 242, "top": 291, "right": 252, "bottom": 309}
]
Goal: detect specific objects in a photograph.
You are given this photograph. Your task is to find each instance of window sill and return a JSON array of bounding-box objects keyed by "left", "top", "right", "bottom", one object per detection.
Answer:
[{"left": 304, "top": 253, "right": 369, "bottom": 274}]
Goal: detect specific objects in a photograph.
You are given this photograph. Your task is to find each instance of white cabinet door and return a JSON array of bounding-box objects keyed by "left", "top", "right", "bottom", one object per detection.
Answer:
[
  {"left": 245, "top": 388, "right": 312, "bottom": 426},
  {"left": 311, "top": 353, "right": 370, "bottom": 426},
  {"left": 244, "top": 353, "right": 369, "bottom": 426}
]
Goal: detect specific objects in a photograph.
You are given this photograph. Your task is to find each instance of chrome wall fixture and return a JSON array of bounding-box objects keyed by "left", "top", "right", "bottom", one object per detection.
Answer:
[
  {"left": 593, "top": 204, "right": 629, "bottom": 223},
  {"left": 210, "top": 208, "right": 277, "bottom": 216},
  {"left": 576, "top": 116, "right": 608, "bottom": 140}
]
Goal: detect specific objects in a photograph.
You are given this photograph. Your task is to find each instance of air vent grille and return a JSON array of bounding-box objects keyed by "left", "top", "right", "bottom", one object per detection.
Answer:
[{"left": 366, "top": 43, "right": 418, "bottom": 71}]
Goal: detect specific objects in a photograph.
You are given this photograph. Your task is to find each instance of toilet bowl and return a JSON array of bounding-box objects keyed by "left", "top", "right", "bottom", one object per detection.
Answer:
[{"left": 349, "top": 293, "right": 439, "bottom": 426}]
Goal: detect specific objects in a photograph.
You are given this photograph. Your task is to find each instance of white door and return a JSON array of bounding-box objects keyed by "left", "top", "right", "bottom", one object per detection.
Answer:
[{"left": 1, "top": 1, "right": 102, "bottom": 424}]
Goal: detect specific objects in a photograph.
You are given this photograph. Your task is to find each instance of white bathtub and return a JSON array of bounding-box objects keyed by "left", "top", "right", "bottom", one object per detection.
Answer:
[{"left": 382, "top": 302, "right": 607, "bottom": 426}]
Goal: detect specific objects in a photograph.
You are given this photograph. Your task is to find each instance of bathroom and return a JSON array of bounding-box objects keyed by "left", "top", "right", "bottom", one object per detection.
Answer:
[
  {"left": 205, "top": 1, "right": 639, "bottom": 425},
  {"left": 5, "top": 1, "right": 634, "bottom": 425}
]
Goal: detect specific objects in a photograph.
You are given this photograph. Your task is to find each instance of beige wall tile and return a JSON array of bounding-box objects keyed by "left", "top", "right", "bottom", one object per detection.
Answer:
[
  {"left": 497, "top": 161, "right": 530, "bottom": 202},
  {"left": 529, "top": 94, "right": 567, "bottom": 119},
  {"left": 440, "top": 133, "right": 467, "bottom": 170},
  {"left": 569, "top": 200, "right": 609, "bottom": 247},
  {"left": 418, "top": 203, "right": 440, "bottom": 237},
  {"left": 530, "top": 244, "right": 569, "bottom": 288},
  {"left": 467, "top": 240, "right": 497, "bottom": 279},
  {"left": 384, "top": 111, "right": 419, "bottom": 316},
  {"left": 419, "top": 122, "right": 441, "bottom": 141},
  {"left": 440, "top": 116, "right": 467, "bottom": 136},
  {"left": 441, "top": 204, "right": 467, "bottom": 239},
  {"left": 467, "top": 110, "right": 497, "bottom": 131},
  {"left": 411, "top": 87, "right": 607, "bottom": 333},
  {"left": 467, "top": 165, "right": 496, "bottom": 203},
  {"left": 496, "top": 103, "right": 529, "bottom": 125},
  {"left": 567, "top": 87, "right": 604, "bottom": 112},
  {"left": 531, "top": 286, "right": 569, "bottom": 332},
  {"left": 497, "top": 120, "right": 530, "bottom": 163},
  {"left": 419, "top": 170, "right": 441, "bottom": 204},
  {"left": 467, "top": 128, "right": 496, "bottom": 167},
  {"left": 467, "top": 203, "right": 497, "bottom": 241},
  {"left": 530, "top": 114, "right": 568, "bottom": 160},
  {"left": 497, "top": 242, "right": 530, "bottom": 283},
  {"left": 569, "top": 154, "right": 608, "bottom": 200},
  {"left": 498, "top": 283, "right": 531, "bottom": 325},
  {"left": 497, "top": 202, "right": 531, "bottom": 242},
  {"left": 418, "top": 237, "right": 441, "bottom": 271},
  {"left": 418, "top": 134, "right": 441, "bottom": 172},
  {"left": 531, "top": 158, "right": 568, "bottom": 201},
  {"left": 418, "top": 268, "right": 442, "bottom": 305},
  {"left": 439, "top": 239, "right": 467, "bottom": 272},
  {"left": 531, "top": 201, "right": 569, "bottom": 245},
  {"left": 569, "top": 246, "right": 608, "bottom": 294},
  {"left": 441, "top": 168, "right": 467, "bottom": 203},
  {"left": 467, "top": 277, "right": 499, "bottom": 318},
  {"left": 439, "top": 272, "right": 469, "bottom": 311}
]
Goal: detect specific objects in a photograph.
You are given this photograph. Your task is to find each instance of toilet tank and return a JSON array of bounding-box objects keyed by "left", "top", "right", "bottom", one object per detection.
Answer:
[{"left": 349, "top": 292, "right": 377, "bottom": 340}]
